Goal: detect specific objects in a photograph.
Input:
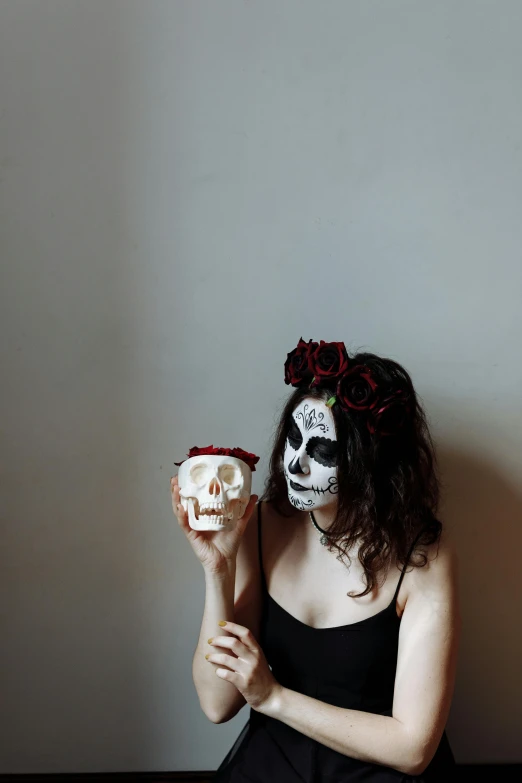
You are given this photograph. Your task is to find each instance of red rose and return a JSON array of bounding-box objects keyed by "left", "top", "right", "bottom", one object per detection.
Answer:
[
  {"left": 174, "top": 444, "right": 260, "bottom": 471},
  {"left": 308, "top": 341, "right": 349, "bottom": 387},
  {"left": 205, "top": 446, "right": 232, "bottom": 457},
  {"left": 368, "top": 390, "right": 411, "bottom": 436},
  {"left": 229, "top": 447, "right": 260, "bottom": 472},
  {"left": 284, "top": 337, "right": 318, "bottom": 386},
  {"left": 174, "top": 445, "right": 221, "bottom": 466},
  {"left": 336, "top": 365, "right": 379, "bottom": 411},
  {"left": 191, "top": 445, "right": 230, "bottom": 458}
]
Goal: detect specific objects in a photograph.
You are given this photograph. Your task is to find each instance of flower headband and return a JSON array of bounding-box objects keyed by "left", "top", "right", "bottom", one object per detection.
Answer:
[
  {"left": 284, "top": 338, "right": 411, "bottom": 437},
  {"left": 175, "top": 445, "right": 260, "bottom": 472}
]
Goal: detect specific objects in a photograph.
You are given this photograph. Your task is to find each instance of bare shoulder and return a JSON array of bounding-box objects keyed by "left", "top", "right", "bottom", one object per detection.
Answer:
[{"left": 406, "top": 524, "right": 461, "bottom": 620}]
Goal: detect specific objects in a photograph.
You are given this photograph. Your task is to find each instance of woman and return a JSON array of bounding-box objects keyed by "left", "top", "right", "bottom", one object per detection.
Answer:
[{"left": 171, "top": 338, "right": 461, "bottom": 781}]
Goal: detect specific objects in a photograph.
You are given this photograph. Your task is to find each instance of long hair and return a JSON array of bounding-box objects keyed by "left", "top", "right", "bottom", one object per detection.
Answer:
[{"left": 260, "top": 351, "right": 442, "bottom": 598}]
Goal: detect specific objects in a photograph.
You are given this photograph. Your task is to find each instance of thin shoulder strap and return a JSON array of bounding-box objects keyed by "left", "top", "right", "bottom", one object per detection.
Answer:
[
  {"left": 257, "top": 502, "right": 267, "bottom": 592},
  {"left": 392, "top": 523, "right": 431, "bottom": 603}
]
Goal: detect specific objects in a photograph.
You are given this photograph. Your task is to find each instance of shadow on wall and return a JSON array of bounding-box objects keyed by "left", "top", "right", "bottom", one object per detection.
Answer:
[{"left": 438, "top": 445, "right": 522, "bottom": 762}]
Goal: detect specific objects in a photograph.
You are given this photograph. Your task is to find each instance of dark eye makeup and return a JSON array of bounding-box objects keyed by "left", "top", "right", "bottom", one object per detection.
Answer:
[
  {"left": 306, "top": 436, "right": 338, "bottom": 467},
  {"left": 287, "top": 418, "right": 303, "bottom": 450}
]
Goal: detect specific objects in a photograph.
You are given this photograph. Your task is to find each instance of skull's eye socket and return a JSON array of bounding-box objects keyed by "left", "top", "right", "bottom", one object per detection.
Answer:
[
  {"left": 189, "top": 463, "right": 211, "bottom": 485},
  {"left": 219, "top": 463, "right": 241, "bottom": 486}
]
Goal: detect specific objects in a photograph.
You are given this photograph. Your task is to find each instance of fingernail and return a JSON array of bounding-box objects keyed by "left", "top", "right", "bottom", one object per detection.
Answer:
[
  {"left": 207, "top": 638, "right": 213, "bottom": 644},
  {"left": 205, "top": 653, "right": 210, "bottom": 660},
  {"left": 218, "top": 620, "right": 227, "bottom": 627}
]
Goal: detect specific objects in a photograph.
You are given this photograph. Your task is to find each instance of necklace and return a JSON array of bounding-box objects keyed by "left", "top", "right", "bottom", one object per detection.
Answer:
[{"left": 309, "top": 510, "right": 331, "bottom": 546}]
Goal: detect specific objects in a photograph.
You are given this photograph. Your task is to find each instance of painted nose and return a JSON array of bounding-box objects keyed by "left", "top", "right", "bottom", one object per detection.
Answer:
[
  {"left": 288, "top": 455, "right": 309, "bottom": 475},
  {"left": 209, "top": 478, "right": 221, "bottom": 496}
]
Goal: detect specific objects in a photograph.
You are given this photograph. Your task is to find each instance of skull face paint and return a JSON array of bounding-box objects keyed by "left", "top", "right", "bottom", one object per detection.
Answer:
[{"left": 283, "top": 398, "right": 339, "bottom": 511}]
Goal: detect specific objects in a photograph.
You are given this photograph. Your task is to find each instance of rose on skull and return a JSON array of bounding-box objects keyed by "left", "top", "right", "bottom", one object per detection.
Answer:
[{"left": 175, "top": 445, "right": 259, "bottom": 472}]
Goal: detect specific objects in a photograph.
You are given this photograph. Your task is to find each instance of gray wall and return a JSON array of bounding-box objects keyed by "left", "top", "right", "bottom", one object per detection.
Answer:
[{"left": 1, "top": 0, "right": 521, "bottom": 773}]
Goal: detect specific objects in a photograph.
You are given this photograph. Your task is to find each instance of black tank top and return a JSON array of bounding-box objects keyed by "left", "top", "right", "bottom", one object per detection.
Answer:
[{"left": 212, "top": 502, "right": 457, "bottom": 782}]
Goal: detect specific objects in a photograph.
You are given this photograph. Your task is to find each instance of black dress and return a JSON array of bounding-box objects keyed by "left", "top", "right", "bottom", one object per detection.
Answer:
[{"left": 212, "top": 503, "right": 457, "bottom": 782}]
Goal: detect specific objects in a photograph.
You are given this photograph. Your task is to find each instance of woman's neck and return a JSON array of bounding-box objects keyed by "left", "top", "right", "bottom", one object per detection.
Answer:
[{"left": 308, "top": 501, "right": 338, "bottom": 531}]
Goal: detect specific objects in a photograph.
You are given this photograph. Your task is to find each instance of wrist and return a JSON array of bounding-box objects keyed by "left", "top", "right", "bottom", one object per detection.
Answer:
[
  {"left": 204, "top": 561, "right": 236, "bottom": 583},
  {"left": 258, "top": 684, "right": 286, "bottom": 719}
]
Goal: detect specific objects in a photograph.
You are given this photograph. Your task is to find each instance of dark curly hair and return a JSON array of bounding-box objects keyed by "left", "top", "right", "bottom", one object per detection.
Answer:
[{"left": 260, "top": 351, "right": 443, "bottom": 598}]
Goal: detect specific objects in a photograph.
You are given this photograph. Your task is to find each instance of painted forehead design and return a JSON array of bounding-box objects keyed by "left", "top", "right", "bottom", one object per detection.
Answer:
[{"left": 292, "top": 401, "right": 336, "bottom": 438}]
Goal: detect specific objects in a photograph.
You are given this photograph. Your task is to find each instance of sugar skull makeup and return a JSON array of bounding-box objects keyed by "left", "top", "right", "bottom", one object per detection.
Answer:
[{"left": 283, "top": 398, "right": 339, "bottom": 511}]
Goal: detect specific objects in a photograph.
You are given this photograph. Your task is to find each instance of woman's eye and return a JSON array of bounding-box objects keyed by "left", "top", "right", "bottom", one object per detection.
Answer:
[
  {"left": 287, "top": 421, "right": 303, "bottom": 450},
  {"left": 306, "top": 436, "right": 338, "bottom": 467}
]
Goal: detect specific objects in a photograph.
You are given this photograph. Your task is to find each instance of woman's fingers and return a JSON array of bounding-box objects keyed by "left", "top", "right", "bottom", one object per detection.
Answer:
[
  {"left": 206, "top": 652, "right": 241, "bottom": 673},
  {"left": 208, "top": 634, "right": 255, "bottom": 658},
  {"left": 212, "top": 620, "right": 256, "bottom": 647},
  {"left": 170, "top": 475, "right": 182, "bottom": 506},
  {"left": 170, "top": 476, "right": 179, "bottom": 510},
  {"left": 170, "top": 476, "right": 190, "bottom": 531}
]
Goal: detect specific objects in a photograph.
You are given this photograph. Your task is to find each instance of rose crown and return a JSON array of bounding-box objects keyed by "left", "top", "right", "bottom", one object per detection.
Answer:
[
  {"left": 284, "top": 337, "right": 411, "bottom": 437},
  {"left": 175, "top": 445, "right": 260, "bottom": 472}
]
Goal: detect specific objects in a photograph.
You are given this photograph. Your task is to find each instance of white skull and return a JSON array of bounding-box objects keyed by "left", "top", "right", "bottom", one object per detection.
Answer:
[{"left": 178, "top": 455, "right": 252, "bottom": 531}]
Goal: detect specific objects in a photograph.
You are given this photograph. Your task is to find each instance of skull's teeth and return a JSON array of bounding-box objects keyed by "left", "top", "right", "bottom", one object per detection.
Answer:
[
  {"left": 193, "top": 500, "right": 233, "bottom": 521},
  {"left": 205, "top": 515, "right": 225, "bottom": 524},
  {"left": 199, "top": 504, "right": 231, "bottom": 518}
]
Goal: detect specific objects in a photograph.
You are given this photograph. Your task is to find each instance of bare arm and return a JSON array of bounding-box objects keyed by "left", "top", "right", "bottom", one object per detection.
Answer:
[
  {"left": 192, "top": 563, "right": 240, "bottom": 723},
  {"left": 191, "top": 503, "right": 263, "bottom": 723}
]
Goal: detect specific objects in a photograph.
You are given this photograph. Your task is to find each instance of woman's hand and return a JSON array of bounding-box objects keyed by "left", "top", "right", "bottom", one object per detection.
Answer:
[
  {"left": 205, "top": 620, "right": 283, "bottom": 714},
  {"left": 170, "top": 475, "right": 258, "bottom": 574}
]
